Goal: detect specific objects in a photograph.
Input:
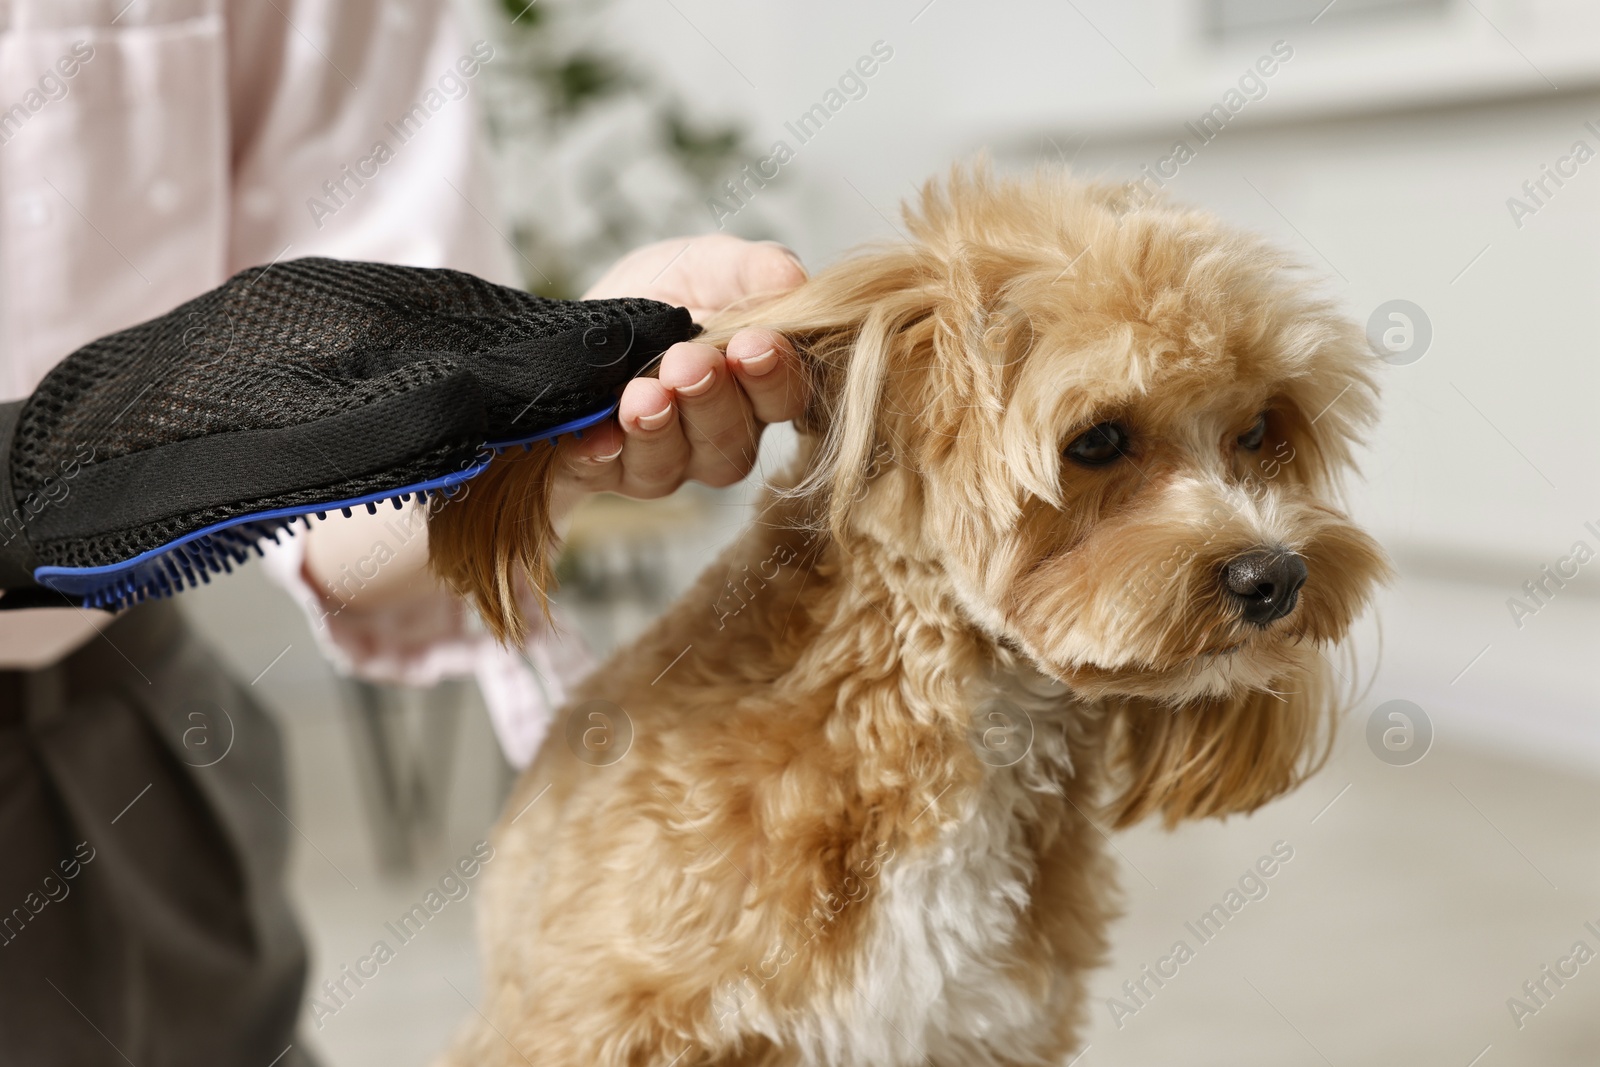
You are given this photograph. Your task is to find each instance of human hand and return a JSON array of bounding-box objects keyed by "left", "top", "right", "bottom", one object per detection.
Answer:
[{"left": 552, "top": 235, "right": 809, "bottom": 502}]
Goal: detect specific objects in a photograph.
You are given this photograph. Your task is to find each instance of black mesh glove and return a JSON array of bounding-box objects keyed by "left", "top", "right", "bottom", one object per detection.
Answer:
[{"left": 0, "top": 257, "right": 696, "bottom": 610}]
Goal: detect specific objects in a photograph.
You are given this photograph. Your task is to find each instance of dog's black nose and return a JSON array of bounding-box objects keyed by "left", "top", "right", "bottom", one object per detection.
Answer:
[{"left": 1221, "top": 549, "right": 1308, "bottom": 626}]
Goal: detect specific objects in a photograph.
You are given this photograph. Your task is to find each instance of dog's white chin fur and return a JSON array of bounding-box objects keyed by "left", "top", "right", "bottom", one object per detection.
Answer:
[
  {"left": 1018, "top": 623, "right": 1319, "bottom": 703},
  {"left": 1144, "top": 642, "right": 1307, "bottom": 702}
]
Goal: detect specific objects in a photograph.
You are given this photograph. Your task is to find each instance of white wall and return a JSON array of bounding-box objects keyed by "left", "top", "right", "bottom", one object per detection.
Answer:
[{"left": 596, "top": 0, "right": 1600, "bottom": 765}]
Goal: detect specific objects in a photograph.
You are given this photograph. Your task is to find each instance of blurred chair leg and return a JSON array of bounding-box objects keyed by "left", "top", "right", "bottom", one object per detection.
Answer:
[
  {"left": 343, "top": 679, "right": 411, "bottom": 873},
  {"left": 341, "top": 678, "right": 465, "bottom": 875},
  {"left": 414, "top": 680, "right": 463, "bottom": 849}
]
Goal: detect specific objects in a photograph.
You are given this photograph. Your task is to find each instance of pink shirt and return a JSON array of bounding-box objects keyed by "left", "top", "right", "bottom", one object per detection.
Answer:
[{"left": 0, "top": 0, "right": 581, "bottom": 765}]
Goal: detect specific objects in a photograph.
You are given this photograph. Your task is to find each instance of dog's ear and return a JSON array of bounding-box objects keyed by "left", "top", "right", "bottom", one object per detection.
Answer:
[
  {"left": 702, "top": 244, "right": 948, "bottom": 540},
  {"left": 428, "top": 245, "right": 938, "bottom": 645},
  {"left": 1103, "top": 669, "right": 1335, "bottom": 828}
]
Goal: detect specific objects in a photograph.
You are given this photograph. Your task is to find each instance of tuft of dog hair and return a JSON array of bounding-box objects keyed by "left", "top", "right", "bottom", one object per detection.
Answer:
[
  {"left": 428, "top": 162, "right": 1390, "bottom": 1066},
  {"left": 429, "top": 442, "right": 562, "bottom": 638}
]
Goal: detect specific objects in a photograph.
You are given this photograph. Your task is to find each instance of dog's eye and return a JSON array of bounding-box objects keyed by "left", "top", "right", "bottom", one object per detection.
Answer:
[
  {"left": 1066, "top": 422, "right": 1128, "bottom": 467},
  {"left": 1237, "top": 414, "right": 1268, "bottom": 451}
]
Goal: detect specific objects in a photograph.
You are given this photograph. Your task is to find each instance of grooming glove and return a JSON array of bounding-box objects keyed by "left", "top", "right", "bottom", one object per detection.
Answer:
[{"left": 0, "top": 257, "right": 695, "bottom": 609}]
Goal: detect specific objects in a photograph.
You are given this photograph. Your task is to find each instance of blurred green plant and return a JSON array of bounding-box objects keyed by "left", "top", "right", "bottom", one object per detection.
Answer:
[{"left": 481, "top": 0, "right": 757, "bottom": 296}]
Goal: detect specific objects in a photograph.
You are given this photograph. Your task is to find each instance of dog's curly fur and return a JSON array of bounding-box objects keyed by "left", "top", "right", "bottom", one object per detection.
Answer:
[{"left": 428, "top": 164, "right": 1390, "bottom": 1066}]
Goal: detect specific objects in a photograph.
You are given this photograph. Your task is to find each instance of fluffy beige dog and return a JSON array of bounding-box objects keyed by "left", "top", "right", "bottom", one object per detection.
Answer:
[{"left": 428, "top": 164, "right": 1389, "bottom": 1066}]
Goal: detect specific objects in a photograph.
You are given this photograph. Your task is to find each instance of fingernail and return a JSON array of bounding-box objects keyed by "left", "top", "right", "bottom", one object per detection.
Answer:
[
  {"left": 636, "top": 404, "right": 674, "bottom": 431},
  {"left": 676, "top": 368, "right": 716, "bottom": 397},
  {"left": 737, "top": 347, "right": 778, "bottom": 376},
  {"left": 586, "top": 444, "right": 623, "bottom": 463}
]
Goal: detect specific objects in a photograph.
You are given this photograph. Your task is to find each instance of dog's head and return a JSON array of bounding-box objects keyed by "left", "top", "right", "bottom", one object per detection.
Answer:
[
  {"left": 704, "top": 164, "right": 1390, "bottom": 824},
  {"left": 432, "top": 163, "right": 1389, "bottom": 826}
]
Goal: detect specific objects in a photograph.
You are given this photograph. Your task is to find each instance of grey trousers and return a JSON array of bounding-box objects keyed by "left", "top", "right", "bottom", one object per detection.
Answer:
[{"left": 0, "top": 602, "right": 313, "bottom": 1067}]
